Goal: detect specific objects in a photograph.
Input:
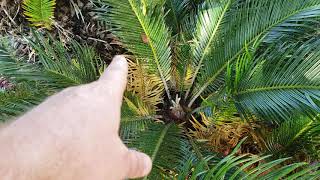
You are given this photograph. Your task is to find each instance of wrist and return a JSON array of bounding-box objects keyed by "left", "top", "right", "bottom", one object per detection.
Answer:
[{"left": 0, "top": 120, "right": 62, "bottom": 180}]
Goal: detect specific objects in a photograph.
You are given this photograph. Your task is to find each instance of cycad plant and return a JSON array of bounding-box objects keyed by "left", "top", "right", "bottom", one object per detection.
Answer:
[
  {"left": 99, "top": 0, "right": 320, "bottom": 123},
  {"left": 1, "top": 0, "right": 320, "bottom": 178},
  {"left": 96, "top": 0, "right": 320, "bottom": 177}
]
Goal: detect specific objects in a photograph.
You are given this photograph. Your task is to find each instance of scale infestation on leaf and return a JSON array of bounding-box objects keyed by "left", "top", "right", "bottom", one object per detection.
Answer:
[{"left": 141, "top": 33, "right": 149, "bottom": 44}]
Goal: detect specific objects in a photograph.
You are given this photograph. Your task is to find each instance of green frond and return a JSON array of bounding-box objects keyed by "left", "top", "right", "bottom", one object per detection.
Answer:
[
  {"left": 30, "top": 31, "right": 103, "bottom": 89},
  {"left": 126, "top": 122, "right": 222, "bottom": 179},
  {"left": 98, "top": 0, "right": 173, "bottom": 100},
  {"left": 128, "top": 122, "right": 186, "bottom": 179},
  {"left": 0, "top": 83, "right": 51, "bottom": 121},
  {"left": 226, "top": 43, "right": 255, "bottom": 96},
  {"left": 184, "top": 0, "right": 232, "bottom": 101},
  {"left": 265, "top": 117, "right": 312, "bottom": 155},
  {"left": 0, "top": 42, "right": 46, "bottom": 82},
  {"left": 120, "top": 92, "right": 159, "bottom": 140},
  {"left": 234, "top": 37, "right": 320, "bottom": 123},
  {"left": 264, "top": 14, "right": 320, "bottom": 44},
  {"left": 264, "top": 117, "right": 320, "bottom": 160},
  {"left": 189, "top": 0, "right": 320, "bottom": 106},
  {"left": 0, "top": 38, "right": 49, "bottom": 121},
  {"left": 22, "top": 0, "right": 56, "bottom": 29},
  {"left": 0, "top": 33, "right": 105, "bottom": 121},
  {"left": 164, "top": 0, "right": 191, "bottom": 34},
  {"left": 176, "top": 139, "right": 320, "bottom": 179}
]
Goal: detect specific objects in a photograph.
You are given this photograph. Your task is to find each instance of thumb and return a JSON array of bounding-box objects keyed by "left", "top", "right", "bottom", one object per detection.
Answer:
[
  {"left": 98, "top": 55, "right": 128, "bottom": 102},
  {"left": 125, "top": 149, "right": 152, "bottom": 179}
]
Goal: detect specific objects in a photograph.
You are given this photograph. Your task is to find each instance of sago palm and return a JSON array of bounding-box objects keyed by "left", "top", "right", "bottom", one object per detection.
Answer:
[
  {"left": 1, "top": 0, "right": 320, "bottom": 178},
  {"left": 95, "top": 0, "right": 320, "bottom": 178}
]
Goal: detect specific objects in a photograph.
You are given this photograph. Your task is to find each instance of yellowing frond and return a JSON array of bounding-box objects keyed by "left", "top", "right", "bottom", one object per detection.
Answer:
[
  {"left": 124, "top": 96, "right": 152, "bottom": 116},
  {"left": 23, "top": 0, "right": 56, "bottom": 29},
  {"left": 172, "top": 64, "right": 194, "bottom": 91},
  {"left": 127, "top": 59, "right": 164, "bottom": 111},
  {"left": 189, "top": 113, "right": 259, "bottom": 155}
]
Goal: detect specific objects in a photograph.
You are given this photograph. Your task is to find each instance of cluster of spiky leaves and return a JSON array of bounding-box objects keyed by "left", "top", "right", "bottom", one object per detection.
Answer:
[
  {"left": 190, "top": 112, "right": 259, "bottom": 155},
  {"left": 233, "top": 38, "right": 320, "bottom": 123},
  {"left": 262, "top": 117, "right": 320, "bottom": 162},
  {"left": 96, "top": 0, "right": 320, "bottom": 178},
  {"left": 0, "top": 32, "right": 103, "bottom": 120},
  {"left": 98, "top": 0, "right": 320, "bottom": 121},
  {"left": 2, "top": 33, "right": 320, "bottom": 178},
  {"left": 176, "top": 139, "right": 320, "bottom": 180},
  {"left": 2, "top": 0, "right": 320, "bottom": 178},
  {"left": 127, "top": 59, "right": 164, "bottom": 111},
  {"left": 22, "top": 0, "right": 56, "bottom": 29}
]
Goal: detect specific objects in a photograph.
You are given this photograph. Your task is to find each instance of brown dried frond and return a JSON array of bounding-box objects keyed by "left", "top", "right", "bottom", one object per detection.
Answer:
[
  {"left": 190, "top": 113, "right": 260, "bottom": 155},
  {"left": 127, "top": 59, "right": 164, "bottom": 112}
]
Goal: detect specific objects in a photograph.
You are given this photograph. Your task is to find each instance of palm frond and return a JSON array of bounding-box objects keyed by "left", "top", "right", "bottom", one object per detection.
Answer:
[
  {"left": 0, "top": 83, "right": 51, "bottom": 121},
  {"left": 234, "top": 37, "right": 320, "bottom": 123},
  {"left": 176, "top": 139, "right": 320, "bottom": 179},
  {"left": 171, "top": 37, "right": 193, "bottom": 92},
  {"left": 190, "top": 112, "right": 258, "bottom": 155},
  {"left": 0, "top": 33, "right": 104, "bottom": 121},
  {"left": 184, "top": 0, "right": 232, "bottom": 100},
  {"left": 126, "top": 118, "right": 223, "bottom": 179},
  {"left": 29, "top": 31, "right": 103, "bottom": 89},
  {"left": 120, "top": 92, "right": 159, "bottom": 141},
  {"left": 128, "top": 122, "right": 186, "bottom": 179},
  {"left": 22, "top": 0, "right": 56, "bottom": 29},
  {"left": 127, "top": 59, "right": 164, "bottom": 111},
  {"left": 189, "top": 0, "right": 320, "bottom": 106},
  {"left": 226, "top": 43, "right": 255, "bottom": 96},
  {"left": 0, "top": 38, "right": 50, "bottom": 121},
  {"left": 99, "top": 0, "right": 173, "bottom": 100},
  {"left": 264, "top": 117, "right": 320, "bottom": 161},
  {"left": 164, "top": 0, "right": 191, "bottom": 34},
  {"left": 0, "top": 41, "right": 46, "bottom": 82}
]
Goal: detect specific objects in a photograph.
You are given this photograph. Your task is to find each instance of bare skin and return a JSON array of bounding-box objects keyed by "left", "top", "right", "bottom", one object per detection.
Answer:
[{"left": 0, "top": 56, "right": 152, "bottom": 180}]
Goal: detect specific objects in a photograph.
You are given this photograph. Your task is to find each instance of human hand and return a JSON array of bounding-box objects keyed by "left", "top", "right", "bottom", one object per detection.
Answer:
[{"left": 0, "top": 56, "right": 152, "bottom": 180}]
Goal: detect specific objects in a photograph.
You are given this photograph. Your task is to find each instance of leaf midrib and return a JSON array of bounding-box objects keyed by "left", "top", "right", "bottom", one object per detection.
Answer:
[
  {"left": 35, "top": 0, "right": 44, "bottom": 22},
  {"left": 186, "top": 0, "right": 231, "bottom": 99},
  {"left": 236, "top": 85, "right": 320, "bottom": 96},
  {"left": 143, "top": 123, "right": 171, "bottom": 180},
  {"left": 128, "top": 0, "right": 172, "bottom": 101}
]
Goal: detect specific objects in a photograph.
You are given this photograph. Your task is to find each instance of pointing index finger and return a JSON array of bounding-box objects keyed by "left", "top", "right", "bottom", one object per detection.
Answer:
[{"left": 98, "top": 55, "right": 128, "bottom": 101}]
